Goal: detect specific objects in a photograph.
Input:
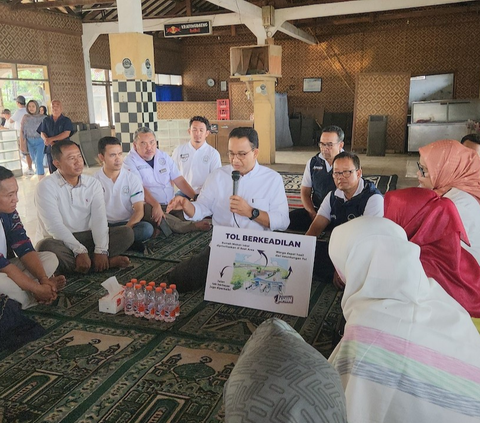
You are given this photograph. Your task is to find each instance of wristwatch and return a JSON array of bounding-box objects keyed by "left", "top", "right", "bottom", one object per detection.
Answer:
[{"left": 249, "top": 208, "right": 260, "bottom": 220}]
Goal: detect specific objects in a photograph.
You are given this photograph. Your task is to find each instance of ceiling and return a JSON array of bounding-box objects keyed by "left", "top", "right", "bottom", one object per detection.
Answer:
[{"left": 5, "top": 0, "right": 480, "bottom": 40}]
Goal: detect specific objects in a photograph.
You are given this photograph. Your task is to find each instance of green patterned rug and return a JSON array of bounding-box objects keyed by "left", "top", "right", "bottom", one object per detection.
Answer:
[{"left": 0, "top": 223, "right": 343, "bottom": 422}]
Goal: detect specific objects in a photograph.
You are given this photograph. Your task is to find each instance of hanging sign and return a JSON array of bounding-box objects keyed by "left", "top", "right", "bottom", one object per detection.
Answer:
[{"left": 164, "top": 21, "right": 212, "bottom": 38}]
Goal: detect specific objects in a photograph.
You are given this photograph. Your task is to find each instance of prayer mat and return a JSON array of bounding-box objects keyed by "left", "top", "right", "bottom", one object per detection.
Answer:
[
  {"left": 0, "top": 174, "right": 355, "bottom": 422},
  {"left": 124, "top": 229, "right": 213, "bottom": 262}
]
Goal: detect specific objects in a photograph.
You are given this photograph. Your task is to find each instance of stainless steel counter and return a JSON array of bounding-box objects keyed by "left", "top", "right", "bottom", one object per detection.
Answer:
[{"left": 407, "top": 122, "right": 469, "bottom": 152}]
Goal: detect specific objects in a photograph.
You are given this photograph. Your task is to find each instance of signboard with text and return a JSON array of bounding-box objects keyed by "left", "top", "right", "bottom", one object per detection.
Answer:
[
  {"left": 164, "top": 21, "right": 212, "bottom": 38},
  {"left": 204, "top": 226, "right": 316, "bottom": 317}
]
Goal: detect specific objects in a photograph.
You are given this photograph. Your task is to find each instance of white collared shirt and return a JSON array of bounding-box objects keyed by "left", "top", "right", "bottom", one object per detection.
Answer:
[
  {"left": 172, "top": 141, "right": 221, "bottom": 194},
  {"left": 124, "top": 148, "right": 181, "bottom": 204},
  {"left": 35, "top": 171, "right": 109, "bottom": 255},
  {"left": 188, "top": 162, "right": 290, "bottom": 231},
  {"left": 318, "top": 178, "right": 384, "bottom": 220},
  {"left": 94, "top": 166, "right": 144, "bottom": 223}
]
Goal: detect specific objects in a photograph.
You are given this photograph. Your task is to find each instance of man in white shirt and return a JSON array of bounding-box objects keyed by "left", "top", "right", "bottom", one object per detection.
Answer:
[
  {"left": 166, "top": 127, "right": 290, "bottom": 292},
  {"left": 94, "top": 136, "right": 153, "bottom": 246},
  {"left": 35, "top": 140, "right": 134, "bottom": 274},
  {"left": 289, "top": 126, "right": 345, "bottom": 232},
  {"left": 124, "top": 127, "right": 211, "bottom": 234},
  {"left": 172, "top": 116, "right": 221, "bottom": 197},
  {"left": 10, "top": 96, "right": 33, "bottom": 175},
  {"left": 0, "top": 109, "right": 11, "bottom": 129},
  {"left": 306, "top": 151, "right": 383, "bottom": 287},
  {"left": 306, "top": 152, "right": 384, "bottom": 238}
]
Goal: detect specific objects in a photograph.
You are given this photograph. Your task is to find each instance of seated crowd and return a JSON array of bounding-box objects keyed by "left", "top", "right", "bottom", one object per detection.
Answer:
[{"left": 1, "top": 116, "right": 479, "bottom": 422}]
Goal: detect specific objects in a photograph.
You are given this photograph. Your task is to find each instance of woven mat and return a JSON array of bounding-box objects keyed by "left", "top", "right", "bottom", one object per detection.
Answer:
[{"left": 0, "top": 175, "right": 356, "bottom": 422}]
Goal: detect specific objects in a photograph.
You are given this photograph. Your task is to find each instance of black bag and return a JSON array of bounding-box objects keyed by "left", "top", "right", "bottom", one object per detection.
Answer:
[{"left": 0, "top": 295, "right": 45, "bottom": 353}]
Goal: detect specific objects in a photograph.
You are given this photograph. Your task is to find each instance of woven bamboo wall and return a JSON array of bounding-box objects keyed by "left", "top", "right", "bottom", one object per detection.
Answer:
[{"left": 0, "top": 5, "right": 88, "bottom": 123}]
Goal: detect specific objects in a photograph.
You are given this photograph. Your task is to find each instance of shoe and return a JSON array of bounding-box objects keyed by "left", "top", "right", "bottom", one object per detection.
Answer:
[{"left": 26, "top": 169, "right": 35, "bottom": 176}]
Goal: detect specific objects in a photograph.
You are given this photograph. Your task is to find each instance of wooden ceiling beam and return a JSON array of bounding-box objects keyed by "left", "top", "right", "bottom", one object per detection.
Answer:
[{"left": 13, "top": 0, "right": 115, "bottom": 10}]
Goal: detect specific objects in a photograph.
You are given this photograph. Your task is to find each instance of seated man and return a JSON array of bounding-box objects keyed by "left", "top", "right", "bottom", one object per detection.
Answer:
[
  {"left": 35, "top": 140, "right": 133, "bottom": 274},
  {"left": 288, "top": 125, "right": 344, "bottom": 232},
  {"left": 166, "top": 127, "right": 290, "bottom": 292},
  {"left": 0, "top": 166, "right": 65, "bottom": 309},
  {"left": 124, "top": 127, "right": 210, "bottom": 234},
  {"left": 306, "top": 151, "right": 384, "bottom": 238},
  {"left": 461, "top": 133, "right": 480, "bottom": 156},
  {"left": 94, "top": 136, "right": 154, "bottom": 247},
  {"left": 172, "top": 116, "right": 221, "bottom": 197}
]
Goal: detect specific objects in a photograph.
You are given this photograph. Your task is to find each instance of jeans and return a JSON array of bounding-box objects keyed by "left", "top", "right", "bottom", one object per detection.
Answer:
[
  {"left": 109, "top": 221, "right": 154, "bottom": 242},
  {"left": 27, "top": 137, "right": 45, "bottom": 175}
]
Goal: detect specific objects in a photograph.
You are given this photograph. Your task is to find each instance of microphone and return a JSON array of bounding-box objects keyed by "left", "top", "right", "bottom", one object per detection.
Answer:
[{"left": 232, "top": 171, "right": 240, "bottom": 196}]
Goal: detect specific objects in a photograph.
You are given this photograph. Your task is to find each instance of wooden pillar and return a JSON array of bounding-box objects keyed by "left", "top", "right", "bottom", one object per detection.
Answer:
[{"left": 241, "top": 75, "right": 276, "bottom": 164}]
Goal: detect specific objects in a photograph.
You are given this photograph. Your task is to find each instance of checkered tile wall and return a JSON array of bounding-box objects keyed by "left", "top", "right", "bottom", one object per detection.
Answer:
[{"left": 112, "top": 80, "right": 157, "bottom": 152}]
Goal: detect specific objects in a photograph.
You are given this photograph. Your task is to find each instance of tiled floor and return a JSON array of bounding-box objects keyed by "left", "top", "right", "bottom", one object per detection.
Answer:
[{"left": 14, "top": 147, "right": 419, "bottom": 239}]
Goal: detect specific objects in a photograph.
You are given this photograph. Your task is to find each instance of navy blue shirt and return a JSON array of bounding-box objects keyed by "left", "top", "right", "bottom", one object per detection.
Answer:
[
  {"left": 0, "top": 211, "right": 35, "bottom": 269},
  {"left": 37, "top": 114, "right": 74, "bottom": 140}
]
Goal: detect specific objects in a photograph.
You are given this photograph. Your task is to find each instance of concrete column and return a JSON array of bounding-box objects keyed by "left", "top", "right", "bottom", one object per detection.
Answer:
[
  {"left": 117, "top": 0, "right": 143, "bottom": 33},
  {"left": 109, "top": 32, "right": 156, "bottom": 151}
]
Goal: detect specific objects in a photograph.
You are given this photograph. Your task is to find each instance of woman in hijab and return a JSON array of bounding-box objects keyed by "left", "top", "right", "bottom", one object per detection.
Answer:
[
  {"left": 20, "top": 100, "right": 46, "bottom": 178},
  {"left": 418, "top": 139, "right": 480, "bottom": 264},
  {"left": 384, "top": 187, "right": 480, "bottom": 318},
  {"left": 328, "top": 216, "right": 480, "bottom": 423}
]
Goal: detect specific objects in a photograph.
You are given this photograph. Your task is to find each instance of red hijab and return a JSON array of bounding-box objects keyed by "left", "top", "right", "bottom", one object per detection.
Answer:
[{"left": 384, "top": 187, "right": 480, "bottom": 317}]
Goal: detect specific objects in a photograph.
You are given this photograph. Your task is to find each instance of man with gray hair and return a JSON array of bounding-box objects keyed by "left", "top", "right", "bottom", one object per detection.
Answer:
[{"left": 123, "top": 127, "right": 211, "bottom": 234}]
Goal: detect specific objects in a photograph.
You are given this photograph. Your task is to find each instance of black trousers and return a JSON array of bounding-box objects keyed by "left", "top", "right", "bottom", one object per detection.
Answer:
[{"left": 167, "top": 247, "right": 211, "bottom": 293}]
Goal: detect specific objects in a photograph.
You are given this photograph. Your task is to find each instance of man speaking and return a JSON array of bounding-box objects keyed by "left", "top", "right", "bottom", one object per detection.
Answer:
[{"left": 167, "top": 127, "right": 289, "bottom": 292}]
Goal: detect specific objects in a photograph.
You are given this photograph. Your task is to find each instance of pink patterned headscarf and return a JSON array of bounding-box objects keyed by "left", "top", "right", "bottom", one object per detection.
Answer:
[{"left": 419, "top": 139, "right": 480, "bottom": 203}]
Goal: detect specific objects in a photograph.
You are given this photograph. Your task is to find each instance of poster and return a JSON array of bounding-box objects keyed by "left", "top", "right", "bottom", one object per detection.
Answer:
[{"left": 205, "top": 226, "right": 316, "bottom": 317}]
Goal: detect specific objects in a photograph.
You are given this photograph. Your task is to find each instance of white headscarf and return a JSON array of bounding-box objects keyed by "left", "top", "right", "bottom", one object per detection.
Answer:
[{"left": 328, "top": 216, "right": 480, "bottom": 423}]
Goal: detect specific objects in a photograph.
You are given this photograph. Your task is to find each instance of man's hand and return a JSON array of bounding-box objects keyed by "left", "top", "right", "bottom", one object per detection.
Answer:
[
  {"left": 166, "top": 196, "right": 188, "bottom": 213},
  {"left": 229, "top": 195, "right": 252, "bottom": 218},
  {"left": 151, "top": 203, "right": 165, "bottom": 224},
  {"left": 33, "top": 283, "right": 57, "bottom": 304},
  {"left": 43, "top": 136, "right": 53, "bottom": 146},
  {"left": 93, "top": 254, "right": 109, "bottom": 272},
  {"left": 75, "top": 253, "right": 91, "bottom": 274}
]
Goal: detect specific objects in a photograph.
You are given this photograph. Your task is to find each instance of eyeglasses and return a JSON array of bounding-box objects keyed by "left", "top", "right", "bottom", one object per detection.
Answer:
[
  {"left": 228, "top": 150, "right": 254, "bottom": 160},
  {"left": 417, "top": 162, "right": 427, "bottom": 177},
  {"left": 333, "top": 169, "right": 357, "bottom": 178},
  {"left": 319, "top": 141, "right": 340, "bottom": 149}
]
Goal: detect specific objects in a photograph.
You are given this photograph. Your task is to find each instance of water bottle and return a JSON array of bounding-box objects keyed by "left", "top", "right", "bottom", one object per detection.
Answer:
[
  {"left": 169, "top": 284, "right": 180, "bottom": 317},
  {"left": 148, "top": 281, "right": 156, "bottom": 290},
  {"left": 134, "top": 284, "right": 145, "bottom": 317},
  {"left": 164, "top": 289, "right": 176, "bottom": 323},
  {"left": 123, "top": 282, "right": 135, "bottom": 315},
  {"left": 145, "top": 286, "right": 156, "bottom": 319},
  {"left": 139, "top": 280, "right": 147, "bottom": 294},
  {"left": 160, "top": 282, "right": 167, "bottom": 290},
  {"left": 155, "top": 287, "right": 165, "bottom": 321}
]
